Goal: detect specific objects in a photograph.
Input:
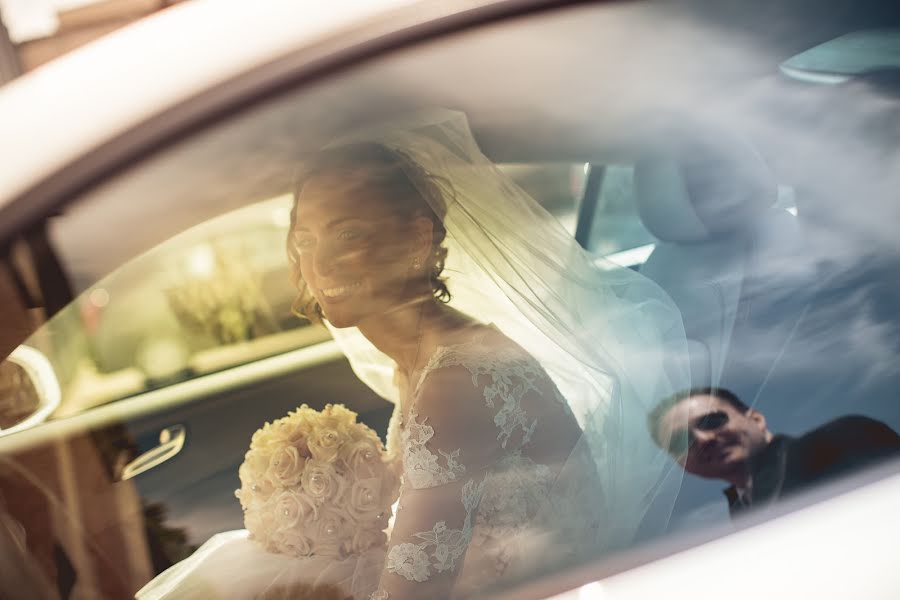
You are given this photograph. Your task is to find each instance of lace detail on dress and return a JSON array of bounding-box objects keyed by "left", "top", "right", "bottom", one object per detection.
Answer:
[
  {"left": 475, "top": 453, "right": 554, "bottom": 533},
  {"left": 401, "top": 407, "right": 465, "bottom": 489},
  {"left": 417, "top": 338, "right": 545, "bottom": 448},
  {"left": 386, "top": 479, "right": 486, "bottom": 583},
  {"left": 381, "top": 331, "right": 596, "bottom": 594},
  {"left": 467, "top": 452, "right": 557, "bottom": 576}
]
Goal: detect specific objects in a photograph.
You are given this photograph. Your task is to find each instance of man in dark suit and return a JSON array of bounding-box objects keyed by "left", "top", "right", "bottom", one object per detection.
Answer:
[{"left": 649, "top": 387, "right": 900, "bottom": 517}]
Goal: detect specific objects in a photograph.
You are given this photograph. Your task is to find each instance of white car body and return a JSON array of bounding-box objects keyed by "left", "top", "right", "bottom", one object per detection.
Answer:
[
  {"left": 0, "top": 0, "right": 416, "bottom": 206},
  {"left": 0, "top": 1, "right": 898, "bottom": 599}
]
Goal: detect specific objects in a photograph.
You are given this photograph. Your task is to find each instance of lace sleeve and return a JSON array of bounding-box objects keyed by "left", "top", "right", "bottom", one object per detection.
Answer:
[{"left": 372, "top": 365, "right": 502, "bottom": 600}]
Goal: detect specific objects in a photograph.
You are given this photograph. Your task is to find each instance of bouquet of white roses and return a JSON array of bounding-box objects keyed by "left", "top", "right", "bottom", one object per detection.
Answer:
[{"left": 235, "top": 404, "right": 399, "bottom": 559}]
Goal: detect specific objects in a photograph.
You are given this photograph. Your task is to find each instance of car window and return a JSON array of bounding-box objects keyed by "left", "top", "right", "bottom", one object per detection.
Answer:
[
  {"left": 584, "top": 166, "right": 800, "bottom": 268},
  {"left": 0, "top": 163, "right": 581, "bottom": 426},
  {"left": 585, "top": 165, "right": 656, "bottom": 264},
  {"left": 500, "top": 163, "right": 587, "bottom": 235},
  {"left": 3, "top": 195, "right": 326, "bottom": 422},
  {"left": 0, "top": 4, "right": 898, "bottom": 600}
]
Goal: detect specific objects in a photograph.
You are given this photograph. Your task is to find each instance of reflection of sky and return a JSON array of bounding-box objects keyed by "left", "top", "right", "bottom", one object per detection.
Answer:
[
  {"left": 544, "top": 16, "right": 900, "bottom": 532},
  {"left": 670, "top": 498, "right": 730, "bottom": 533}
]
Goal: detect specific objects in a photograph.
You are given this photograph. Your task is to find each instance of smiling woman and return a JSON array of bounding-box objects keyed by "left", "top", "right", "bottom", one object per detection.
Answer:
[{"left": 288, "top": 142, "right": 451, "bottom": 330}]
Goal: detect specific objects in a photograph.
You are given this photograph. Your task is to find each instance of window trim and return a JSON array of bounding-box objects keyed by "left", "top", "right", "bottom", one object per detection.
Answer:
[
  {"left": 574, "top": 163, "right": 605, "bottom": 249},
  {"left": 0, "top": 338, "right": 343, "bottom": 452}
]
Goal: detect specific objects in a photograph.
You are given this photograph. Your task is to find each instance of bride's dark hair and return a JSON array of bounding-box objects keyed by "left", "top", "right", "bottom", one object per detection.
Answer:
[{"left": 288, "top": 142, "right": 451, "bottom": 324}]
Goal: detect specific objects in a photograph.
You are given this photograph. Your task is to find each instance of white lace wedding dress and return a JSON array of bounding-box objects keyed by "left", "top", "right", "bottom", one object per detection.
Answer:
[{"left": 373, "top": 328, "right": 606, "bottom": 599}]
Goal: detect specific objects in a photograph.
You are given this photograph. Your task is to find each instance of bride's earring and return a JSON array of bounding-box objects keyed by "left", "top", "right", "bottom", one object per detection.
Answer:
[{"left": 411, "top": 258, "right": 422, "bottom": 270}]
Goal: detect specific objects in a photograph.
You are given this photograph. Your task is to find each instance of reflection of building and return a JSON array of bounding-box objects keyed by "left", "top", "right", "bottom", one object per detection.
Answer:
[
  {"left": 0, "top": 13, "right": 17, "bottom": 82},
  {"left": 1, "top": 0, "right": 186, "bottom": 81},
  {"left": 0, "top": 430, "right": 157, "bottom": 597},
  {"left": 166, "top": 242, "right": 279, "bottom": 346},
  {"left": 0, "top": 8, "right": 191, "bottom": 591}
]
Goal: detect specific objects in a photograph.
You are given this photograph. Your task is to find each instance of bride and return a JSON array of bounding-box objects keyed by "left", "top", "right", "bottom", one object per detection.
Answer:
[
  {"left": 138, "top": 109, "right": 688, "bottom": 600},
  {"left": 287, "top": 109, "right": 688, "bottom": 599}
]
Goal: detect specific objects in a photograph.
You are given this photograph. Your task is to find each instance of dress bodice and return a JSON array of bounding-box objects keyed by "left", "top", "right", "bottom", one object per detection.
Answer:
[{"left": 375, "top": 332, "right": 605, "bottom": 599}]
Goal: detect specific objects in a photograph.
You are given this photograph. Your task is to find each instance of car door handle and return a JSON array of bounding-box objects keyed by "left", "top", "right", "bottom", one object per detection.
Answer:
[{"left": 120, "top": 424, "right": 186, "bottom": 481}]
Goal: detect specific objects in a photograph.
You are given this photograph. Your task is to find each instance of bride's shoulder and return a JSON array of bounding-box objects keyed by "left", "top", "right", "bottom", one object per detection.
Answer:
[
  {"left": 410, "top": 326, "right": 558, "bottom": 455},
  {"left": 405, "top": 331, "right": 514, "bottom": 463},
  {"left": 412, "top": 326, "right": 501, "bottom": 397},
  {"left": 413, "top": 326, "right": 541, "bottom": 412},
  {"left": 418, "top": 325, "right": 529, "bottom": 382}
]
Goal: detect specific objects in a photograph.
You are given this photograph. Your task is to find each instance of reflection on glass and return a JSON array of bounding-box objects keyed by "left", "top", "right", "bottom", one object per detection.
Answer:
[
  {"left": 650, "top": 388, "right": 900, "bottom": 518},
  {"left": 4, "top": 194, "right": 332, "bottom": 419},
  {"left": 587, "top": 166, "right": 656, "bottom": 258},
  {"left": 1, "top": 165, "right": 584, "bottom": 422}
]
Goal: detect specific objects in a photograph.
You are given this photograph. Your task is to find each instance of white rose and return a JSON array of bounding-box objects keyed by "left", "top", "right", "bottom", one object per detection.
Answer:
[
  {"left": 252, "top": 414, "right": 312, "bottom": 455},
  {"left": 347, "top": 477, "right": 385, "bottom": 522},
  {"left": 279, "top": 416, "right": 316, "bottom": 448},
  {"left": 308, "top": 427, "right": 351, "bottom": 463},
  {"left": 251, "top": 422, "right": 288, "bottom": 451},
  {"left": 270, "top": 525, "right": 313, "bottom": 557},
  {"left": 340, "top": 440, "right": 383, "bottom": 478},
  {"left": 266, "top": 446, "right": 305, "bottom": 487},
  {"left": 244, "top": 500, "right": 279, "bottom": 540},
  {"left": 240, "top": 448, "right": 276, "bottom": 482},
  {"left": 237, "top": 462, "right": 276, "bottom": 508},
  {"left": 309, "top": 506, "right": 349, "bottom": 558},
  {"left": 272, "top": 489, "right": 314, "bottom": 530},
  {"left": 320, "top": 404, "right": 358, "bottom": 428},
  {"left": 243, "top": 447, "right": 272, "bottom": 474},
  {"left": 301, "top": 460, "right": 343, "bottom": 503}
]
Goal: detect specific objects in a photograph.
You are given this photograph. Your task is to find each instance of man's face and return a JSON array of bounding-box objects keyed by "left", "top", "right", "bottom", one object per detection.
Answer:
[{"left": 657, "top": 394, "right": 770, "bottom": 481}]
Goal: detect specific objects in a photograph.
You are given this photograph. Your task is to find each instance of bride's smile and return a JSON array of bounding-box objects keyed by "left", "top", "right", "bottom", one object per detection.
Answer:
[
  {"left": 319, "top": 281, "right": 362, "bottom": 300},
  {"left": 290, "top": 146, "right": 444, "bottom": 333}
]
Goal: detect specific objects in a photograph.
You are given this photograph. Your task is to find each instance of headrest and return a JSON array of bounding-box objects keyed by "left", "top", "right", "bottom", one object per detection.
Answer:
[{"left": 634, "top": 136, "right": 777, "bottom": 242}]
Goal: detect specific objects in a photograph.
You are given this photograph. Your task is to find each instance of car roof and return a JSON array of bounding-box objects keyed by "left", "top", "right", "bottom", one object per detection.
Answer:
[{"left": 0, "top": 0, "right": 440, "bottom": 210}]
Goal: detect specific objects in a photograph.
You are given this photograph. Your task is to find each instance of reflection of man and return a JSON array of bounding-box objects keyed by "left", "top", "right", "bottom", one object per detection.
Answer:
[{"left": 649, "top": 387, "right": 900, "bottom": 517}]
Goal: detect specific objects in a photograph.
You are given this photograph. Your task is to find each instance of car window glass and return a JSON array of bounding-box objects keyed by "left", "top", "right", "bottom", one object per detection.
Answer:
[
  {"left": 585, "top": 167, "right": 801, "bottom": 269},
  {"left": 3, "top": 195, "right": 327, "bottom": 422},
  {"left": 0, "top": 164, "right": 580, "bottom": 426},
  {"left": 500, "top": 163, "right": 587, "bottom": 235},
  {"left": 0, "top": 4, "right": 897, "bottom": 600},
  {"left": 585, "top": 165, "right": 656, "bottom": 264}
]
